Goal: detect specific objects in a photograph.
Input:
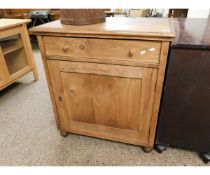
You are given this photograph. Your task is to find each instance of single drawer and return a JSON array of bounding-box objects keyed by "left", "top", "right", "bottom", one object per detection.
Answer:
[{"left": 44, "top": 36, "right": 161, "bottom": 63}]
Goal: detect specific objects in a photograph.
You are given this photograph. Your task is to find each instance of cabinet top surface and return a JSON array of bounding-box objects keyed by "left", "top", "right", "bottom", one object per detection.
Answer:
[
  {"left": 0, "top": 18, "right": 31, "bottom": 30},
  {"left": 30, "top": 17, "right": 175, "bottom": 39},
  {"left": 171, "top": 18, "right": 210, "bottom": 49}
]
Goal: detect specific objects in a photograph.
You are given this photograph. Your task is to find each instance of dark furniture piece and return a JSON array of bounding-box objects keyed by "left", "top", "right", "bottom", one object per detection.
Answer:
[
  {"left": 155, "top": 18, "right": 210, "bottom": 163},
  {"left": 168, "top": 9, "right": 188, "bottom": 18},
  {"left": 105, "top": 11, "right": 115, "bottom": 17},
  {"left": 29, "top": 10, "right": 51, "bottom": 27}
]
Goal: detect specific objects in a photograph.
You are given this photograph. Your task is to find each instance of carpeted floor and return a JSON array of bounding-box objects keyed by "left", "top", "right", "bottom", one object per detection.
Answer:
[{"left": 0, "top": 44, "right": 208, "bottom": 166}]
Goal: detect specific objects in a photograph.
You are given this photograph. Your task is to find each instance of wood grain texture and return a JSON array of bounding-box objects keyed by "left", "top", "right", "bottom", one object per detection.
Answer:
[
  {"left": 0, "top": 18, "right": 30, "bottom": 30},
  {"left": 59, "top": 61, "right": 143, "bottom": 79},
  {"left": 69, "top": 121, "right": 150, "bottom": 147},
  {"left": 138, "top": 68, "right": 158, "bottom": 144},
  {"left": 34, "top": 18, "right": 174, "bottom": 149},
  {"left": 0, "top": 46, "right": 9, "bottom": 86},
  {"left": 30, "top": 17, "right": 175, "bottom": 39},
  {"left": 46, "top": 55, "right": 160, "bottom": 68},
  {"left": 0, "top": 26, "right": 22, "bottom": 40},
  {"left": 37, "top": 36, "right": 61, "bottom": 130},
  {"left": 4, "top": 48, "right": 28, "bottom": 75},
  {"left": 47, "top": 60, "right": 159, "bottom": 146},
  {"left": 21, "top": 24, "right": 39, "bottom": 80},
  {"left": 44, "top": 36, "right": 161, "bottom": 64},
  {"left": 0, "top": 20, "right": 38, "bottom": 90},
  {"left": 61, "top": 72, "right": 142, "bottom": 130},
  {"left": 0, "top": 43, "right": 32, "bottom": 90},
  {"left": 0, "top": 38, "right": 23, "bottom": 54},
  {"left": 60, "top": 9, "right": 105, "bottom": 25},
  {"left": 148, "top": 42, "right": 170, "bottom": 147}
]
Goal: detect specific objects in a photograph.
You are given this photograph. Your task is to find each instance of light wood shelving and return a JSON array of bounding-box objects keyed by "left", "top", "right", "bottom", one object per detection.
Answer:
[
  {"left": 0, "top": 19, "right": 39, "bottom": 90},
  {"left": 1, "top": 38, "right": 23, "bottom": 55}
]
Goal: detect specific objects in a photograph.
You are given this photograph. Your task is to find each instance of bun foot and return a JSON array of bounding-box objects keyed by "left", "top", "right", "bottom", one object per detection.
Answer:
[
  {"left": 154, "top": 144, "right": 167, "bottom": 153},
  {"left": 60, "top": 131, "right": 69, "bottom": 137},
  {"left": 142, "top": 147, "right": 153, "bottom": 153},
  {"left": 199, "top": 152, "right": 210, "bottom": 164}
]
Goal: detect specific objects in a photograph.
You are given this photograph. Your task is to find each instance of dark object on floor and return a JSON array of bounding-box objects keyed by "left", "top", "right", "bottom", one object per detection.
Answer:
[
  {"left": 155, "top": 18, "right": 210, "bottom": 163},
  {"left": 154, "top": 144, "right": 167, "bottom": 153},
  {"left": 60, "top": 9, "right": 106, "bottom": 25},
  {"left": 199, "top": 153, "right": 210, "bottom": 164},
  {"left": 29, "top": 10, "right": 51, "bottom": 27}
]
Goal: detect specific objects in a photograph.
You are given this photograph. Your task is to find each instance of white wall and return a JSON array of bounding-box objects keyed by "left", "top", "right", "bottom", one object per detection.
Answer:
[
  {"left": 163, "top": 9, "right": 169, "bottom": 17},
  {"left": 187, "top": 9, "right": 210, "bottom": 18}
]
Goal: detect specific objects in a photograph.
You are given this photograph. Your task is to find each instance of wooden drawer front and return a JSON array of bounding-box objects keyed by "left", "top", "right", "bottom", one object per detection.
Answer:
[{"left": 44, "top": 36, "right": 161, "bottom": 63}]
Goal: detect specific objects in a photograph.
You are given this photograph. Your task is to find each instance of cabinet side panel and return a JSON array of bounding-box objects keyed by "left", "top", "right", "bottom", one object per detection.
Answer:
[
  {"left": 156, "top": 49, "right": 210, "bottom": 152},
  {"left": 148, "top": 41, "right": 170, "bottom": 147},
  {"left": 37, "top": 36, "right": 60, "bottom": 129}
]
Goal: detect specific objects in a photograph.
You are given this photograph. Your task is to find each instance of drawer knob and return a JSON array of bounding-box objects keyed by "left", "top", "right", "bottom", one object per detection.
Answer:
[
  {"left": 129, "top": 49, "right": 135, "bottom": 57},
  {"left": 79, "top": 44, "right": 85, "bottom": 50},
  {"left": 63, "top": 45, "right": 69, "bottom": 52}
]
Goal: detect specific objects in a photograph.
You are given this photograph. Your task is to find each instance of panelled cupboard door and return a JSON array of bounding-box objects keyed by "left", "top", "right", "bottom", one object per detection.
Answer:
[{"left": 47, "top": 60, "right": 158, "bottom": 146}]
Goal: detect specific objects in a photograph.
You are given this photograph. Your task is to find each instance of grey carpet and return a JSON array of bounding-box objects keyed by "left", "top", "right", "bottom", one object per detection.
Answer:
[{"left": 0, "top": 43, "right": 208, "bottom": 166}]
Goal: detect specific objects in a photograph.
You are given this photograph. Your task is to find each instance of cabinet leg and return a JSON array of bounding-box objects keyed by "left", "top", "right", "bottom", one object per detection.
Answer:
[
  {"left": 142, "top": 147, "right": 153, "bottom": 153},
  {"left": 199, "top": 152, "right": 210, "bottom": 164},
  {"left": 33, "top": 68, "right": 39, "bottom": 81},
  {"left": 154, "top": 144, "right": 167, "bottom": 153},
  {"left": 60, "top": 131, "right": 69, "bottom": 137}
]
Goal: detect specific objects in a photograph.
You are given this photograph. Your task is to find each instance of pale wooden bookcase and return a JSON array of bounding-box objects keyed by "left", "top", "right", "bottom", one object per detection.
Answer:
[{"left": 0, "top": 19, "right": 38, "bottom": 90}]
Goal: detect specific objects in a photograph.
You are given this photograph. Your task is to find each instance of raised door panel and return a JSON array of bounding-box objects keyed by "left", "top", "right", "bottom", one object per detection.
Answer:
[
  {"left": 61, "top": 72, "right": 142, "bottom": 131},
  {"left": 47, "top": 60, "right": 158, "bottom": 146}
]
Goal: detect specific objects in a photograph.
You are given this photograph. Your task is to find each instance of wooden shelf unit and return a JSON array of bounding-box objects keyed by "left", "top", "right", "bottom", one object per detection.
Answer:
[
  {"left": 1, "top": 37, "right": 23, "bottom": 55},
  {"left": 0, "top": 19, "right": 39, "bottom": 90}
]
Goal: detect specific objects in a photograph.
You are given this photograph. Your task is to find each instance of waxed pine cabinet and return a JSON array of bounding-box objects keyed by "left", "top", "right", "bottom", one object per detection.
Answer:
[{"left": 30, "top": 18, "right": 174, "bottom": 151}]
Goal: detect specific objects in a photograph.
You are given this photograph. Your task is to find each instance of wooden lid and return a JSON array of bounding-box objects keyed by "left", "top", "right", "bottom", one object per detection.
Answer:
[
  {"left": 0, "top": 18, "right": 31, "bottom": 30},
  {"left": 30, "top": 17, "right": 175, "bottom": 40}
]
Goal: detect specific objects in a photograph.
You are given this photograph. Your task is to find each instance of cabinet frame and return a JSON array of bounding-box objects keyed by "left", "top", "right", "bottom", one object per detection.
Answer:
[
  {"left": 32, "top": 18, "right": 174, "bottom": 149},
  {"left": 37, "top": 34, "right": 170, "bottom": 148},
  {"left": 0, "top": 19, "right": 39, "bottom": 90}
]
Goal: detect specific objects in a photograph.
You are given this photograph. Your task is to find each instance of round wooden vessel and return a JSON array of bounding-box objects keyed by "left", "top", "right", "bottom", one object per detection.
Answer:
[{"left": 60, "top": 9, "right": 106, "bottom": 25}]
